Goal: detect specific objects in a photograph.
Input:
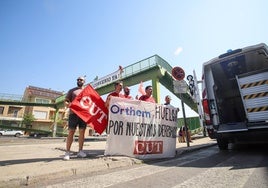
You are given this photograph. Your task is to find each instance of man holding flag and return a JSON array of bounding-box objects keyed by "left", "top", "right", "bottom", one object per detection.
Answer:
[
  {"left": 63, "top": 76, "right": 88, "bottom": 160},
  {"left": 64, "top": 76, "right": 109, "bottom": 160}
]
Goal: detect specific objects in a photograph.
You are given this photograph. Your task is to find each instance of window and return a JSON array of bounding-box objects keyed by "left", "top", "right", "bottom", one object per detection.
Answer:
[
  {"left": 13, "top": 110, "right": 18, "bottom": 117},
  {"left": 35, "top": 98, "right": 50, "bottom": 104},
  {"left": 33, "top": 111, "right": 47, "bottom": 119},
  {"left": 0, "top": 106, "right": 4, "bottom": 115}
]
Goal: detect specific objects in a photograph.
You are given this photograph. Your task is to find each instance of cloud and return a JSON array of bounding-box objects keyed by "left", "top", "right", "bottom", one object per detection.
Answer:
[{"left": 174, "top": 47, "right": 183, "bottom": 56}]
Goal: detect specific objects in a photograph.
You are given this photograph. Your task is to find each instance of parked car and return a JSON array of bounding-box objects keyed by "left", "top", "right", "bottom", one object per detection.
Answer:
[
  {"left": 0, "top": 129, "right": 24, "bottom": 137},
  {"left": 29, "top": 132, "right": 50, "bottom": 138}
]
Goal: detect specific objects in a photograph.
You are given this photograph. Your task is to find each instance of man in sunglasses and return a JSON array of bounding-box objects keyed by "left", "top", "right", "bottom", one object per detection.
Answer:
[{"left": 63, "top": 76, "right": 87, "bottom": 160}]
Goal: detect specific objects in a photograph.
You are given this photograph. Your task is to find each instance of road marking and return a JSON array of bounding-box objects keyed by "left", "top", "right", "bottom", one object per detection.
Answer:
[
  {"left": 172, "top": 155, "right": 263, "bottom": 188},
  {"left": 46, "top": 148, "right": 217, "bottom": 188}
]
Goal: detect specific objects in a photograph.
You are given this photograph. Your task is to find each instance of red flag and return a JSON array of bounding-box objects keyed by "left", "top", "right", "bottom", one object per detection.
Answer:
[{"left": 69, "top": 84, "right": 108, "bottom": 134}]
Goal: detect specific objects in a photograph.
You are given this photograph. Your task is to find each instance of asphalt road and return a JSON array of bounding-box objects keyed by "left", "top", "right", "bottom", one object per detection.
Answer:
[
  {"left": 0, "top": 136, "right": 65, "bottom": 145},
  {"left": 0, "top": 135, "right": 105, "bottom": 145},
  {"left": 34, "top": 143, "right": 268, "bottom": 188}
]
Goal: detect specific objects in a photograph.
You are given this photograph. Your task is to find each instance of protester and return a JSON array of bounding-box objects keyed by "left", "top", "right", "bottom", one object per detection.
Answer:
[
  {"left": 163, "top": 95, "right": 180, "bottom": 111},
  {"left": 123, "top": 86, "right": 133, "bottom": 99},
  {"left": 164, "top": 95, "right": 172, "bottom": 106},
  {"left": 182, "top": 125, "right": 192, "bottom": 142},
  {"left": 178, "top": 127, "right": 185, "bottom": 143},
  {"left": 105, "top": 81, "right": 124, "bottom": 108},
  {"left": 63, "top": 76, "right": 87, "bottom": 160},
  {"left": 138, "top": 85, "right": 156, "bottom": 103}
]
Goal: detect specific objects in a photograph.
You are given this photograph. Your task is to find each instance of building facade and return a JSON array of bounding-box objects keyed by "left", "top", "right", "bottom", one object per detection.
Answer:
[
  {"left": 22, "top": 86, "right": 66, "bottom": 132},
  {"left": 0, "top": 86, "right": 94, "bottom": 137},
  {"left": 0, "top": 104, "right": 24, "bottom": 127}
]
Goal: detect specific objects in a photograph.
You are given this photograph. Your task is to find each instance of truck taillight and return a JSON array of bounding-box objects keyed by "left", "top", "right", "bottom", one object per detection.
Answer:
[{"left": 202, "top": 99, "right": 211, "bottom": 125}]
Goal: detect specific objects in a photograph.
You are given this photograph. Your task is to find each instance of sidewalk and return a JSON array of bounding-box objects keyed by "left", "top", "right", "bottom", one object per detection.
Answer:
[{"left": 0, "top": 135, "right": 216, "bottom": 187}]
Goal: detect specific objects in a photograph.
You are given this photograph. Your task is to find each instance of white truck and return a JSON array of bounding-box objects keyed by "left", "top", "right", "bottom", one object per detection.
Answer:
[{"left": 201, "top": 43, "right": 268, "bottom": 150}]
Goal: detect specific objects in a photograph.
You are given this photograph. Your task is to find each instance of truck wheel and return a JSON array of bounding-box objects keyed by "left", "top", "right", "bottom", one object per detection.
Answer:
[{"left": 217, "top": 137, "right": 228, "bottom": 150}]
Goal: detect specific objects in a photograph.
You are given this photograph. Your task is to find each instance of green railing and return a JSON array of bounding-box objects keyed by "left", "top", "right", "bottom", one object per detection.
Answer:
[
  {"left": 0, "top": 93, "right": 23, "bottom": 102},
  {"left": 121, "top": 54, "right": 172, "bottom": 79}
]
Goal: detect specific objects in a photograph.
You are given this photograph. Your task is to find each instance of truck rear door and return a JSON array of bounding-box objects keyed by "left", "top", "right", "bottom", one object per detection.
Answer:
[{"left": 236, "top": 71, "right": 268, "bottom": 123}]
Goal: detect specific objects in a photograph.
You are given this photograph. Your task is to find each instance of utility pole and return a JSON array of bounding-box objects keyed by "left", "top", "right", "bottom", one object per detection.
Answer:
[
  {"left": 181, "top": 94, "right": 190, "bottom": 147},
  {"left": 52, "top": 108, "right": 59, "bottom": 137},
  {"left": 171, "top": 66, "right": 190, "bottom": 147}
]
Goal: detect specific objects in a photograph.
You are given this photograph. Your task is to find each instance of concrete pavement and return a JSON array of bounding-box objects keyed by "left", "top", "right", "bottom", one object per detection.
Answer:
[{"left": 0, "top": 135, "right": 217, "bottom": 187}]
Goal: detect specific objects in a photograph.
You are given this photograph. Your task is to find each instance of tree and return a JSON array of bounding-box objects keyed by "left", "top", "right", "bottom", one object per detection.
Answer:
[{"left": 22, "top": 113, "right": 35, "bottom": 128}]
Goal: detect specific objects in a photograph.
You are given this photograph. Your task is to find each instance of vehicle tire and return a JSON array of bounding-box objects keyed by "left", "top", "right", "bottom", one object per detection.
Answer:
[
  {"left": 217, "top": 137, "right": 228, "bottom": 150},
  {"left": 0, "top": 133, "right": 2, "bottom": 136},
  {"left": 15, "top": 133, "right": 21, "bottom": 137}
]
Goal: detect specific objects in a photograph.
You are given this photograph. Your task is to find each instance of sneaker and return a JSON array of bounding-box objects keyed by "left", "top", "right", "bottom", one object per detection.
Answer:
[
  {"left": 77, "top": 150, "right": 87, "bottom": 158},
  {"left": 63, "top": 152, "right": 70, "bottom": 160}
]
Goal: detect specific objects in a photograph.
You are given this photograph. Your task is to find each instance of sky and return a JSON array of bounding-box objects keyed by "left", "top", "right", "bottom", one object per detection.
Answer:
[{"left": 0, "top": 0, "right": 267, "bottom": 118}]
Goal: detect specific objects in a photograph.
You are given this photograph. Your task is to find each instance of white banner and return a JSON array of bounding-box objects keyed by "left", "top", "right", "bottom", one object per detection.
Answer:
[
  {"left": 90, "top": 68, "right": 122, "bottom": 89},
  {"left": 104, "top": 97, "right": 178, "bottom": 159}
]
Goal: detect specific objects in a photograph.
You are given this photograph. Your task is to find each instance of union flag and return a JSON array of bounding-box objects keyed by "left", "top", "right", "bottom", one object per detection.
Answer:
[{"left": 69, "top": 84, "right": 108, "bottom": 134}]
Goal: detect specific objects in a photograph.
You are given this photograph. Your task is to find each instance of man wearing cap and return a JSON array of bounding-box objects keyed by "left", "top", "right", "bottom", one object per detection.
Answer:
[{"left": 63, "top": 76, "right": 87, "bottom": 160}]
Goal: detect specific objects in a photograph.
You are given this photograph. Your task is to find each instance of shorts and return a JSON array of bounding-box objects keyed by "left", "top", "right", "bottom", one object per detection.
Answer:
[{"left": 68, "top": 113, "right": 87, "bottom": 130}]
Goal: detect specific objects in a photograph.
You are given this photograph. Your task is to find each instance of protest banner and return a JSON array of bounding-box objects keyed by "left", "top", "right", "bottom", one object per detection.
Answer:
[{"left": 105, "top": 97, "right": 178, "bottom": 159}]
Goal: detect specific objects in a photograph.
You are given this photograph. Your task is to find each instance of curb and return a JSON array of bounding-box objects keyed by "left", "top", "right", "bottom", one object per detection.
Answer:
[
  {"left": 175, "top": 142, "right": 217, "bottom": 156},
  {"left": 1, "top": 156, "right": 143, "bottom": 188},
  {"left": 0, "top": 138, "right": 216, "bottom": 187}
]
